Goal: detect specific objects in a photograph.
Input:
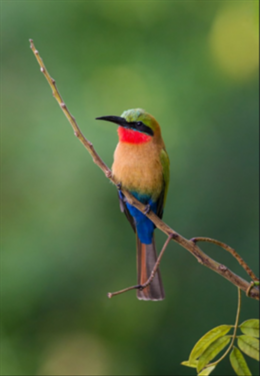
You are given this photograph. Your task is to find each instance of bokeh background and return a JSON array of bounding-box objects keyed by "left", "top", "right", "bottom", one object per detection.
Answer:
[{"left": 1, "top": 1, "right": 259, "bottom": 375}]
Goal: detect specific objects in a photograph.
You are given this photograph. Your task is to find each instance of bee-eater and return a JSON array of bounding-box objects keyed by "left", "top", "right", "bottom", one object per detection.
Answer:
[{"left": 96, "top": 109, "right": 170, "bottom": 300}]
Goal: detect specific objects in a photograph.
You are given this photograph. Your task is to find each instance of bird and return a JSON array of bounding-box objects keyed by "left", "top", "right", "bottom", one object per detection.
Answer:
[{"left": 96, "top": 109, "right": 170, "bottom": 300}]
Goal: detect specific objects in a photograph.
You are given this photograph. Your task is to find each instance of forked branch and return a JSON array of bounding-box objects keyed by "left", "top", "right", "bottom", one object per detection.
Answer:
[{"left": 29, "top": 39, "right": 259, "bottom": 301}]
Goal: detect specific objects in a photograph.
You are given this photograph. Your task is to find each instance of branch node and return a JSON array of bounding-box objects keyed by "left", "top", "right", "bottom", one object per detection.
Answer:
[
  {"left": 107, "top": 292, "right": 112, "bottom": 299},
  {"left": 60, "top": 102, "right": 66, "bottom": 108},
  {"left": 40, "top": 67, "right": 45, "bottom": 73},
  {"left": 74, "top": 131, "right": 79, "bottom": 137},
  {"left": 219, "top": 264, "right": 228, "bottom": 272},
  {"left": 35, "top": 50, "right": 39, "bottom": 55},
  {"left": 246, "top": 281, "right": 259, "bottom": 297}
]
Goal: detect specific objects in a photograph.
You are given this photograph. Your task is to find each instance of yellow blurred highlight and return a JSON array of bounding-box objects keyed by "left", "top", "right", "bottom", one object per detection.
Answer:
[
  {"left": 37, "top": 333, "right": 111, "bottom": 375},
  {"left": 209, "top": 4, "right": 259, "bottom": 80}
]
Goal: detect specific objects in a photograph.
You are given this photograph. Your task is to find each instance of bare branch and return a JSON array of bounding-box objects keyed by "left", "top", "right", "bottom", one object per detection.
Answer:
[{"left": 29, "top": 39, "right": 259, "bottom": 301}]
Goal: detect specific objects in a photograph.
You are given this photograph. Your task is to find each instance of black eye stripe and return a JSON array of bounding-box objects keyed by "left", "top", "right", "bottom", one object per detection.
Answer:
[{"left": 128, "top": 121, "right": 154, "bottom": 136}]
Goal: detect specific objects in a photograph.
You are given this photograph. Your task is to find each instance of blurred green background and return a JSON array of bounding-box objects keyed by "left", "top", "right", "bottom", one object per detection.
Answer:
[{"left": 1, "top": 1, "right": 259, "bottom": 375}]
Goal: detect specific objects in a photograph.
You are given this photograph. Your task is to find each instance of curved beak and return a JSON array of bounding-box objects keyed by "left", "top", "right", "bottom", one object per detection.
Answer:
[
  {"left": 96, "top": 115, "right": 154, "bottom": 136},
  {"left": 95, "top": 116, "right": 129, "bottom": 128}
]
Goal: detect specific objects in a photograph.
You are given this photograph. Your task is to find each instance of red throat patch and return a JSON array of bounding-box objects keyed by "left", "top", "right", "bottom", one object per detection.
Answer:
[{"left": 118, "top": 127, "right": 152, "bottom": 144}]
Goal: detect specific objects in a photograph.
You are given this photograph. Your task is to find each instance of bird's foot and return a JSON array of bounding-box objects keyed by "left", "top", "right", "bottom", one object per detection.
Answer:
[
  {"left": 116, "top": 182, "right": 122, "bottom": 191},
  {"left": 105, "top": 170, "right": 112, "bottom": 178},
  {"left": 143, "top": 204, "right": 151, "bottom": 215}
]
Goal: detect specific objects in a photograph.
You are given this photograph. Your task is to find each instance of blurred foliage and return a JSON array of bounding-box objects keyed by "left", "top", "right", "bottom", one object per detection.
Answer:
[{"left": 1, "top": 1, "right": 259, "bottom": 375}]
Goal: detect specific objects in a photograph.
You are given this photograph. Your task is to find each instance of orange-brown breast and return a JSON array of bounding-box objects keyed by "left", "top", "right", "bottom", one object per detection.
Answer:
[{"left": 112, "top": 140, "right": 164, "bottom": 200}]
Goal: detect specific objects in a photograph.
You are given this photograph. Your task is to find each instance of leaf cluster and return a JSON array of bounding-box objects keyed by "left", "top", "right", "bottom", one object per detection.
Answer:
[{"left": 182, "top": 319, "right": 259, "bottom": 375}]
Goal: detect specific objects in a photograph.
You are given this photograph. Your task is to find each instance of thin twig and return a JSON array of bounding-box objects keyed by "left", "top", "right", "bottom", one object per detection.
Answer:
[
  {"left": 29, "top": 39, "right": 259, "bottom": 301},
  {"left": 206, "top": 288, "right": 241, "bottom": 370},
  {"left": 191, "top": 237, "right": 258, "bottom": 282},
  {"left": 108, "top": 233, "right": 174, "bottom": 298},
  {"left": 107, "top": 284, "right": 140, "bottom": 299},
  {"left": 141, "top": 233, "right": 174, "bottom": 289}
]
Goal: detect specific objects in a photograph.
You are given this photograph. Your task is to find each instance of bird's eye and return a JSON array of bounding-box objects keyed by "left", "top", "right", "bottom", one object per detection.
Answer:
[{"left": 136, "top": 121, "right": 142, "bottom": 126}]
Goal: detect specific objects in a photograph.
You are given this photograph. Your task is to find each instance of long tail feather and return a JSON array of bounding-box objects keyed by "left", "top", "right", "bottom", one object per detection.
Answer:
[{"left": 136, "top": 235, "right": 165, "bottom": 301}]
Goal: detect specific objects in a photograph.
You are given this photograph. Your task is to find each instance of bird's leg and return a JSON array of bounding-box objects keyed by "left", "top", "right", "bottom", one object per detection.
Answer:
[{"left": 143, "top": 204, "right": 151, "bottom": 215}]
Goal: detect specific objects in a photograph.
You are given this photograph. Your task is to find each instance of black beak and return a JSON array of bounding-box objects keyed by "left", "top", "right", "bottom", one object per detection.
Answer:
[
  {"left": 95, "top": 116, "right": 130, "bottom": 128},
  {"left": 96, "top": 115, "right": 154, "bottom": 136}
]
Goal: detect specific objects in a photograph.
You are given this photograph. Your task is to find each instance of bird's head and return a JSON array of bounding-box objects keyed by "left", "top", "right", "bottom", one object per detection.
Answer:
[{"left": 96, "top": 108, "right": 161, "bottom": 144}]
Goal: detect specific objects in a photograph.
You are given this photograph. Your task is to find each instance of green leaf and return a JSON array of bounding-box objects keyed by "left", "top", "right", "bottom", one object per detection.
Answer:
[
  {"left": 230, "top": 347, "right": 252, "bottom": 376},
  {"left": 198, "top": 366, "right": 216, "bottom": 375},
  {"left": 240, "top": 319, "right": 259, "bottom": 338},
  {"left": 189, "top": 325, "right": 232, "bottom": 362},
  {"left": 181, "top": 359, "right": 198, "bottom": 368},
  {"left": 197, "top": 335, "right": 231, "bottom": 372},
  {"left": 237, "top": 335, "right": 259, "bottom": 361}
]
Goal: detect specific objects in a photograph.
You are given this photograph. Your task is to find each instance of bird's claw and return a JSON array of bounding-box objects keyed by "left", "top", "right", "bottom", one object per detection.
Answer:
[
  {"left": 116, "top": 182, "right": 122, "bottom": 190},
  {"left": 105, "top": 170, "right": 112, "bottom": 178},
  {"left": 143, "top": 204, "right": 151, "bottom": 215}
]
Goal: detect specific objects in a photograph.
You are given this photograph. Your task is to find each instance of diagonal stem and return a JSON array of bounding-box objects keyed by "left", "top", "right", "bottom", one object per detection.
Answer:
[
  {"left": 108, "top": 234, "right": 173, "bottom": 298},
  {"left": 205, "top": 288, "right": 241, "bottom": 369},
  {"left": 29, "top": 39, "right": 259, "bottom": 301},
  {"left": 141, "top": 234, "right": 173, "bottom": 289}
]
